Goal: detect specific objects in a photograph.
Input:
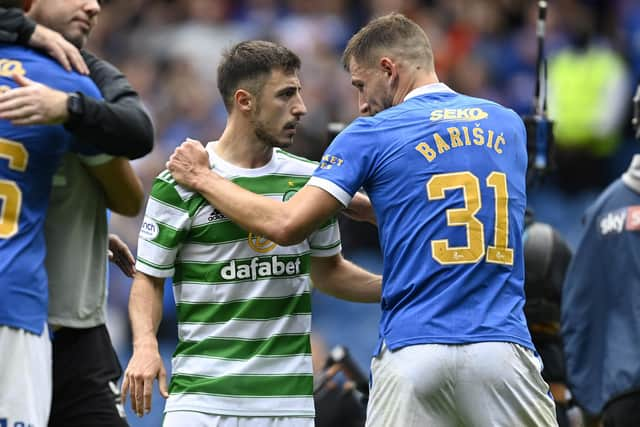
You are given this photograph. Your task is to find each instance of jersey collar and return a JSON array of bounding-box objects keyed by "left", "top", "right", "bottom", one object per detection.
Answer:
[{"left": 404, "top": 82, "right": 455, "bottom": 101}]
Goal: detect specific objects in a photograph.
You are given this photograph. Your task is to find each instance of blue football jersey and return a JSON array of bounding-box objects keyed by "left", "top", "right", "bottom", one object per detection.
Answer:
[
  {"left": 309, "top": 83, "right": 533, "bottom": 353},
  {"left": 0, "top": 44, "right": 101, "bottom": 334}
]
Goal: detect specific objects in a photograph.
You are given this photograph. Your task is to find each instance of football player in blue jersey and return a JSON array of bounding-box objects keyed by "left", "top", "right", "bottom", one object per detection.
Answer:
[
  {"left": 0, "top": 1, "right": 151, "bottom": 426},
  {"left": 166, "top": 13, "right": 558, "bottom": 427},
  {"left": 0, "top": 1, "right": 103, "bottom": 426}
]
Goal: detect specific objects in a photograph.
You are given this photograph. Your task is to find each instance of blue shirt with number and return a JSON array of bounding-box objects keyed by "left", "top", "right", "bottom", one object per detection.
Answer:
[
  {"left": 308, "top": 83, "right": 533, "bottom": 353},
  {"left": 0, "top": 44, "right": 101, "bottom": 335}
]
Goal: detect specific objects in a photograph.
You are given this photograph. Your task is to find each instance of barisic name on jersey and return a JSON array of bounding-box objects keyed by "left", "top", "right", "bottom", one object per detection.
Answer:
[
  {"left": 221, "top": 256, "right": 302, "bottom": 281},
  {"left": 415, "top": 125, "right": 508, "bottom": 163}
]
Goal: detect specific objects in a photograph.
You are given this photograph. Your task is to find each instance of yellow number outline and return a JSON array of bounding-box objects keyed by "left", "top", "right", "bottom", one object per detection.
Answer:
[
  {"left": 0, "top": 138, "right": 28, "bottom": 239},
  {"left": 426, "top": 171, "right": 513, "bottom": 266},
  {"left": 486, "top": 172, "right": 514, "bottom": 265}
]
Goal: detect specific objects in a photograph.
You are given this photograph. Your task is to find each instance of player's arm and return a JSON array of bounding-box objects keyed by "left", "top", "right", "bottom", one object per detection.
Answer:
[
  {"left": 121, "top": 173, "right": 191, "bottom": 415},
  {"left": 0, "top": 7, "right": 87, "bottom": 73},
  {"left": 0, "top": 57, "right": 154, "bottom": 159},
  {"left": 68, "top": 51, "right": 154, "bottom": 159},
  {"left": 343, "top": 191, "right": 377, "bottom": 225},
  {"left": 167, "top": 139, "right": 341, "bottom": 246},
  {"left": 121, "top": 272, "right": 169, "bottom": 417},
  {"left": 311, "top": 254, "right": 381, "bottom": 302},
  {"left": 86, "top": 156, "right": 144, "bottom": 217}
]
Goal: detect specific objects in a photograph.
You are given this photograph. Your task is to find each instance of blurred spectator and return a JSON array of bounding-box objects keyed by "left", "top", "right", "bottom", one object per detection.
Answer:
[{"left": 547, "top": 2, "right": 630, "bottom": 191}]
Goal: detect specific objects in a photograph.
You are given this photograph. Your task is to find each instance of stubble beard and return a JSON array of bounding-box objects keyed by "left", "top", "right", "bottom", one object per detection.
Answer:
[
  {"left": 252, "top": 116, "right": 293, "bottom": 149},
  {"left": 380, "top": 90, "right": 394, "bottom": 112}
]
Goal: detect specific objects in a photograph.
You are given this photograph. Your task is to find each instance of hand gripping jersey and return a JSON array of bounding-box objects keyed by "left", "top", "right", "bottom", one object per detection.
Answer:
[
  {"left": 136, "top": 143, "right": 341, "bottom": 418},
  {"left": 309, "top": 83, "right": 533, "bottom": 354},
  {"left": 0, "top": 44, "right": 101, "bottom": 334}
]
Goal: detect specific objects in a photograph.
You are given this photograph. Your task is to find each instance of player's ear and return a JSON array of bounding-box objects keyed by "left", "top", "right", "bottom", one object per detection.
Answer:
[
  {"left": 380, "top": 57, "right": 398, "bottom": 88},
  {"left": 235, "top": 89, "right": 253, "bottom": 113},
  {"left": 380, "top": 57, "right": 394, "bottom": 78}
]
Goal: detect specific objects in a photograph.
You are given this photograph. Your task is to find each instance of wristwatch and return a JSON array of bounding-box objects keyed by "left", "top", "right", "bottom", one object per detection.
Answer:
[{"left": 66, "top": 92, "right": 85, "bottom": 127}]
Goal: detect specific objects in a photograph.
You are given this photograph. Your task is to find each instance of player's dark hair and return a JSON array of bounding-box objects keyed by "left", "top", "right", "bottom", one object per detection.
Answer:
[
  {"left": 217, "top": 40, "right": 301, "bottom": 112},
  {"left": 342, "top": 13, "right": 434, "bottom": 72}
]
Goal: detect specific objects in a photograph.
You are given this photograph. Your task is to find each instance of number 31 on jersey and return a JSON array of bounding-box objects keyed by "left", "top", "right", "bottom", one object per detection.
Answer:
[{"left": 427, "top": 171, "right": 514, "bottom": 266}]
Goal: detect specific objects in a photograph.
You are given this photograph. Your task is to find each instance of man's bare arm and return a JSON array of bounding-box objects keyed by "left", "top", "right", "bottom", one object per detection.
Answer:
[
  {"left": 121, "top": 272, "right": 169, "bottom": 417},
  {"left": 343, "top": 191, "right": 377, "bottom": 225},
  {"left": 88, "top": 157, "right": 144, "bottom": 217},
  {"left": 311, "top": 254, "right": 381, "bottom": 303}
]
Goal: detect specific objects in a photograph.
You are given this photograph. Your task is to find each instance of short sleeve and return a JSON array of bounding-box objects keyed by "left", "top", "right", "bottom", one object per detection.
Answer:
[
  {"left": 135, "top": 174, "right": 193, "bottom": 278},
  {"left": 308, "top": 217, "right": 342, "bottom": 258},
  {"left": 307, "top": 118, "right": 378, "bottom": 207}
]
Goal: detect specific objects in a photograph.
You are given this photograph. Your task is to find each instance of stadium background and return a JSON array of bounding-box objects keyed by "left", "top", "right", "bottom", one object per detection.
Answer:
[{"left": 88, "top": 1, "right": 640, "bottom": 425}]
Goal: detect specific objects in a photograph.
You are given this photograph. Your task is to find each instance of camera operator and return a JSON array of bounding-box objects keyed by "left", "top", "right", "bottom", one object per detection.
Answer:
[
  {"left": 312, "top": 336, "right": 367, "bottom": 427},
  {"left": 522, "top": 214, "right": 575, "bottom": 426}
]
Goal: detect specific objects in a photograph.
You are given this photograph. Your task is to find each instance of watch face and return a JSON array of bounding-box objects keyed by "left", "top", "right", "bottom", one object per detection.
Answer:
[{"left": 68, "top": 94, "right": 83, "bottom": 115}]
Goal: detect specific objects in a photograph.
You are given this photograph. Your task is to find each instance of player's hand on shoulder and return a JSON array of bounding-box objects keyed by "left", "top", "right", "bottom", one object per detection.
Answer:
[
  {"left": 0, "top": 74, "right": 69, "bottom": 125},
  {"left": 167, "top": 137, "right": 211, "bottom": 190},
  {"left": 29, "top": 24, "right": 89, "bottom": 75},
  {"left": 121, "top": 341, "right": 168, "bottom": 417}
]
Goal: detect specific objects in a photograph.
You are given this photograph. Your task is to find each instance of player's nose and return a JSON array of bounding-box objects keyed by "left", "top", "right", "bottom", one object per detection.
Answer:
[
  {"left": 292, "top": 93, "right": 307, "bottom": 117},
  {"left": 84, "top": 0, "right": 101, "bottom": 17}
]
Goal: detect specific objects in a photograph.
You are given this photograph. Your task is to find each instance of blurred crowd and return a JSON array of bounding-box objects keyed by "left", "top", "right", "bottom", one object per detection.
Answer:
[{"left": 96, "top": 1, "right": 640, "bottom": 421}]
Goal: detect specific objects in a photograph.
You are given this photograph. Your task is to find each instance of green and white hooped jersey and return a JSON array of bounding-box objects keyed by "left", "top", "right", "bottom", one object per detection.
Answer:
[{"left": 135, "top": 143, "right": 342, "bottom": 417}]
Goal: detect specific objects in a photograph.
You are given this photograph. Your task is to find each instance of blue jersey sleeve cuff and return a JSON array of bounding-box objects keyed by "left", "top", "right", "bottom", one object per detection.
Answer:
[{"left": 306, "top": 177, "right": 353, "bottom": 207}]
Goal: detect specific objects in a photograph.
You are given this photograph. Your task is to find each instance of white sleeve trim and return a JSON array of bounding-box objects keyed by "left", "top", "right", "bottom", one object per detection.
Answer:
[
  {"left": 310, "top": 243, "right": 342, "bottom": 258},
  {"left": 306, "top": 177, "right": 353, "bottom": 207},
  {"left": 78, "top": 153, "right": 115, "bottom": 166},
  {"left": 135, "top": 261, "right": 174, "bottom": 279}
]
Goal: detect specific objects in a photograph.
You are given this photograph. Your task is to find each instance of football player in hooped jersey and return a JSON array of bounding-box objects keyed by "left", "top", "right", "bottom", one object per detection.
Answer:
[
  {"left": 167, "top": 14, "right": 558, "bottom": 427},
  {"left": 0, "top": 1, "right": 102, "bottom": 426},
  {"left": 122, "top": 40, "right": 381, "bottom": 427}
]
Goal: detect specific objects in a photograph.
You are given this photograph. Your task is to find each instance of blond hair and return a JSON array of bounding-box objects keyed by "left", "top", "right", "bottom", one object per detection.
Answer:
[{"left": 342, "top": 13, "right": 434, "bottom": 72}]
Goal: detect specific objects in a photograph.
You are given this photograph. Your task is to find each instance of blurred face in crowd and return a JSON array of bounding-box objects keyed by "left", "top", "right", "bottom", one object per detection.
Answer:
[
  {"left": 28, "top": 0, "right": 101, "bottom": 48},
  {"left": 348, "top": 57, "right": 395, "bottom": 116},
  {"left": 249, "top": 68, "right": 307, "bottom": 148}
]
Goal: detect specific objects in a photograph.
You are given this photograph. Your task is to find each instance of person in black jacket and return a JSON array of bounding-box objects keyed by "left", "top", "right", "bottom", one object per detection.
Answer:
[
  {"left": 0, "top": 5, "right": 153, "bottom": 159},
  {"left": 0, "top": 2, "right": 153, "bottom": 427}
]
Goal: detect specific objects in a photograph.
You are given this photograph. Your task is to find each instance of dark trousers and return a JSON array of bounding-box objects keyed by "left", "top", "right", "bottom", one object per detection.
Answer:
[
  {"left": 602, "top": 391, "right": 640, "bottom": 427},
  {"left": 49, "top": 325, "right": 128, "bottom": 427}
]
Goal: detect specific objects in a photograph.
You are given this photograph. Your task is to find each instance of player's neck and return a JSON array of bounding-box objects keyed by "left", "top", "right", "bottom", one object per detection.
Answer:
[
  {"left": 393, "top": 70, "right": 439, "bottom": 105},
  {"left": 217, "top": 123, "right": 274, "bottom": 169}
]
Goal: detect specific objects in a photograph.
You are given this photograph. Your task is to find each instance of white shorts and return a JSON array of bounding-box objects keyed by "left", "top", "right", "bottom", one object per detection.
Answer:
[
  {"left": 0, "top": 325, "right": 52, "bottom": 427},
  {"left": 366, "top": 341, "right": 558, "bottom": 427},
  {"left": 162, "top": 412, "right": 314, "bottom": 427}
]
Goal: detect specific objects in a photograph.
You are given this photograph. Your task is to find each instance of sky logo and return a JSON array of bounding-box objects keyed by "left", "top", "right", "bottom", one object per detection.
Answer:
[{"left": 598, "top": 205, "right": 640, "bottom": 235}]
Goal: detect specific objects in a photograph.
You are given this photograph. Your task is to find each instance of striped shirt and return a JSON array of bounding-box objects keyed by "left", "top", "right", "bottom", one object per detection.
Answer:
[{"left": 135, "top": 142, "right": 341, "bottom": 417}]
